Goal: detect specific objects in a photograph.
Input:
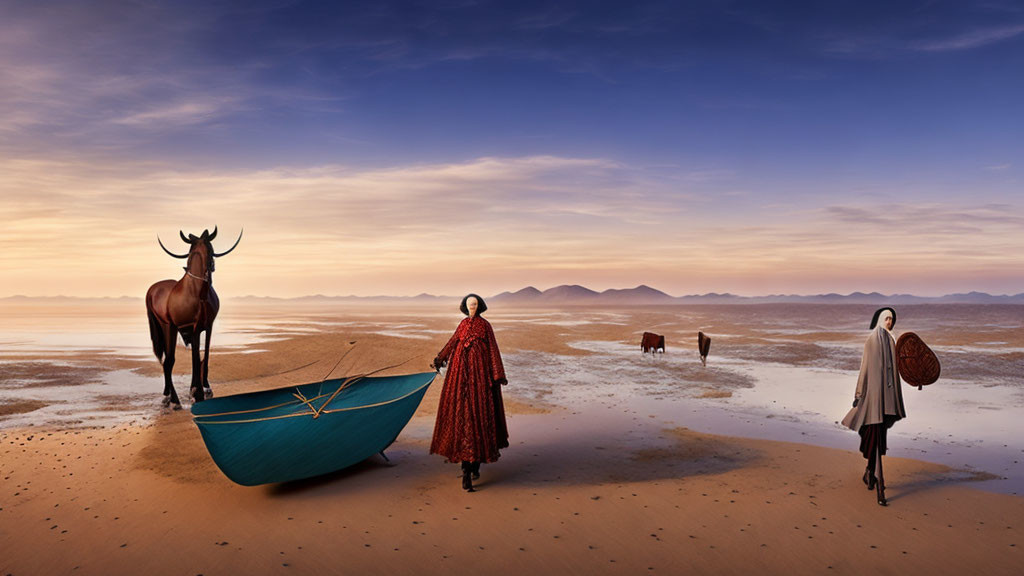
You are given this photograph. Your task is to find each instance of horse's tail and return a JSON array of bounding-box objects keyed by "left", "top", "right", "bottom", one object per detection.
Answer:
[{"left": 148, "top": 308, "right": 166, "bottom": 365}]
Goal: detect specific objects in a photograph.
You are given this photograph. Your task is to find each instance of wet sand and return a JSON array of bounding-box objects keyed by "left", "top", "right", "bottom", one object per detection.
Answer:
[{"left": 2, "top": 303, "right": 1023, "bottom": 574}]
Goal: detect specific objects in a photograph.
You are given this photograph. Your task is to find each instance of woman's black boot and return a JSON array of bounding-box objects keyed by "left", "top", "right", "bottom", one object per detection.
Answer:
[
  {"left": 460, "top": 461, "right": 475, "bottom": 491},
  {"left": 863, "top": 468, "right": 876, "bottom": 490},
  {"left": 470, "top": 461, "right": 481, "bottom": 480}
]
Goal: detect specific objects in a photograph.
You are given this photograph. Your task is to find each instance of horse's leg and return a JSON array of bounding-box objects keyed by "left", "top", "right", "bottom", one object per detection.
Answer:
[
  {"left": 190, "top": 331, "right": 204, "bottom": 402},
  {"left": 159, "top": 323, "right": 171, "bottom": 405},
  {"left": 164, "top": 325, "right": 181, "bottom": 408},
  {"left": 202, "top": 327, "right": 213, "bottom": 398}
]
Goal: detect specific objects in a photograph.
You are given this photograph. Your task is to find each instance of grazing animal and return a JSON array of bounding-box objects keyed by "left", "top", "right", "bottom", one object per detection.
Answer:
[
  {"left": 641, "top": 332, "right": 665, "bottom": 354},
  {"left": 146, "top": 227, "right": 242, "bottom": 407},
  {"left": 698, "top": 331, "right": 712, "bottom": 366}
]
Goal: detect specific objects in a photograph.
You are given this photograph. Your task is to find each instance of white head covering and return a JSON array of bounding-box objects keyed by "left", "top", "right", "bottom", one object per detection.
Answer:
[{"left": 878, "top": 309, "right": 893, "bottom": 331}]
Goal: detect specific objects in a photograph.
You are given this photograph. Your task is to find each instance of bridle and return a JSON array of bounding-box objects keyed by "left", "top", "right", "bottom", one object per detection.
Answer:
[{"left": 184, "top": 249, "right": 212, "bottom": 283}]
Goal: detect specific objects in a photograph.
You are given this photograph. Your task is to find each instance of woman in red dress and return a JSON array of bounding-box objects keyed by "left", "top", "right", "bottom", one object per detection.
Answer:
[{"left": 430, "top": 294, "right": 508, "bottom": 492}]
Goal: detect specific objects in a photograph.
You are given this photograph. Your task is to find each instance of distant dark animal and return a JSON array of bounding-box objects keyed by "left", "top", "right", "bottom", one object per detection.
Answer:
[
  {"left": 896, "top": 332, "right": 940, "bottom": 390},
  {"left": 641, "top": 332, "right": 665, "bottom": 354},
  {"left": 146, "top": 227, "right": 242, "bottom": 407},
  {"left": 698, "top": 331, "right": 712, "bottom": 366}
]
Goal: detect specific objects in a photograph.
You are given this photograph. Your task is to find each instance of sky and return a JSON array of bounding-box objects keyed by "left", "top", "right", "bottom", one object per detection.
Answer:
[{"left": 1, "top": 0, "right": 1023, "bottom": 298}]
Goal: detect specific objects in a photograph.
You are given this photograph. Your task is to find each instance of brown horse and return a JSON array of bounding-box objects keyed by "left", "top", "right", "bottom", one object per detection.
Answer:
[{"left": 146, "top": 227, "right": 242, "bottom": 407}]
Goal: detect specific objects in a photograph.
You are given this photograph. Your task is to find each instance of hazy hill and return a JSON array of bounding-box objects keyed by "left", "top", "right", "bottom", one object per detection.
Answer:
[
  {"left": 490, "top": 286, "right": 543, "bottom": 303},
  {"left": 599, "top": 285, "right": 675, "bottom": 304},
  {"left": 540, "top": 285, "right": 600, "bottom": 302}
]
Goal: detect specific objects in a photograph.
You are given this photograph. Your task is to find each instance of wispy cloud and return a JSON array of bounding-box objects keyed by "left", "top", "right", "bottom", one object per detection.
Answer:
[
  {"left": 112, "top": 98, "right": 239, "bottom": 127},
  {"left": 814, "top": 203, "right": 1024, "bottom": 255},
  {"left": 823, "top": 202, "right": 1024, "bottom": 228},
  {"left": 0, "top": 3, "right": 315, "bottom": 150},
  {"left": 823, "top": 22, "right": 1024, "bottom": 59},
  {"left": 912, "top": 23, "right": 1024, "bottom": 52}
]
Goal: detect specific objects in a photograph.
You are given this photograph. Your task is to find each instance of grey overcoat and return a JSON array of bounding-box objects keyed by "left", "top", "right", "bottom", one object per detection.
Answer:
[{"left": 841, "top": 326, "right": 906, "bottom": 431}]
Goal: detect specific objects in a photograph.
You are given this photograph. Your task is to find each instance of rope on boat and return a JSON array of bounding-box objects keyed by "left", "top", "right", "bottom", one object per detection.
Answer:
[
  {"left": 193, "top": 355, "right": 426, "bottom": 423},
  {"left": 310, "top": 356, "right": 419, "bottom": 419},
  {"left": 320, "top": 341, "right": 359, "bottom": 382},
  {"left": 292, "top": 388, "right": 318, "bottom": 417},
  {"left": 193, "top": 379, "right": 433, "bottom": 425}
]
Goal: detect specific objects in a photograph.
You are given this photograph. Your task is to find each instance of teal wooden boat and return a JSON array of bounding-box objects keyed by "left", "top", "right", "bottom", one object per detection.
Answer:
[{"left": 191, "top": 371, "right": 436, "bottom": 486}]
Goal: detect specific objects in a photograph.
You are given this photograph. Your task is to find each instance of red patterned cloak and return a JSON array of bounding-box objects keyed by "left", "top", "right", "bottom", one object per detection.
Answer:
[{"left": 430, "top": 315, "right": 509, "bottom": 463}]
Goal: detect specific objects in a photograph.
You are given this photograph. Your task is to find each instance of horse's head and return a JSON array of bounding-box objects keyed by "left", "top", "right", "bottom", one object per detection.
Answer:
[{"left": 158, "top": 226, "right": 243, "bottom": 282}]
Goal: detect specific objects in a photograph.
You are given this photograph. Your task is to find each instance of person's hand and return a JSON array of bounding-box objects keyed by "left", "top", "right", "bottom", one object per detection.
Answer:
[
  {"left": 431, "top": 357, "right": 445, "bottom": 372},
  {"left": 852, "top": 398, "right": 860, "bottom": 408}
]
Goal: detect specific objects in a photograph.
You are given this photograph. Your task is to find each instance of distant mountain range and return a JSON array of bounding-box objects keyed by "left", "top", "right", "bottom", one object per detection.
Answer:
[
  {"left": 491, "top": 284, "right": 672, "bottom": 304},
  {"left": 489, "top": 285, "right": 1024, "bottom": 305},
  {"left": 4, "top": 287, "right": 1024, "bottom": 305}
]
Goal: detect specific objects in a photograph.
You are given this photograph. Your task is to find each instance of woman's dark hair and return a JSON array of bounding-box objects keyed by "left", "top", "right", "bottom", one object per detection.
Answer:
[
  {"left": 869, "top": 307, "right": 897, "bottom": 329},
  {"left": 459, "top": 293, "right": 488, "bottom": 316}
]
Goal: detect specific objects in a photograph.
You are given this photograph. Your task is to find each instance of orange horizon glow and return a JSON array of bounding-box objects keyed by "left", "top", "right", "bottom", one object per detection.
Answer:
[{"left": 2, "top": 156, "right": 1023, "bottom": 299}]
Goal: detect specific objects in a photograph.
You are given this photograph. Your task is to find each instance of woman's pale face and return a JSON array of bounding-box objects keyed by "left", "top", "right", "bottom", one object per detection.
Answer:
[
  {"left": 466, "top": 296, "right": 479, "bottom": 317},
  {"left": 884, "top": 316, "right": 893, "bottom": 330}
]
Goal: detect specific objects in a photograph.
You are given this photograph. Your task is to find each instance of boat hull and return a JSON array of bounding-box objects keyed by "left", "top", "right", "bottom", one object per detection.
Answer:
[{"left": 191, "top": 372, "right": 436, "bottom": 486}]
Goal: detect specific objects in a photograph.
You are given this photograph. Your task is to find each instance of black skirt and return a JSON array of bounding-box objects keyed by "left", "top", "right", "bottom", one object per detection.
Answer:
[{"left": 858, "top": 415, "right": 900, "bottom": 458}]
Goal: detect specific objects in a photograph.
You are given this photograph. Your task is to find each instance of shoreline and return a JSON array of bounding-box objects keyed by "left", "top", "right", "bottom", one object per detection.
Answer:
[{"left": 3, "top": 304, "right": 1023, "bottom": 495}]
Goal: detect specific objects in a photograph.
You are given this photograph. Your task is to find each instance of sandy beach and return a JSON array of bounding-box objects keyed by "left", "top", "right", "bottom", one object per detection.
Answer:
[
  {"left": 6, "top": 1, "right": 1024, "bottom": 573},
  {"left": 2, "top": 301, "right": 1023, "bottom": 574}
]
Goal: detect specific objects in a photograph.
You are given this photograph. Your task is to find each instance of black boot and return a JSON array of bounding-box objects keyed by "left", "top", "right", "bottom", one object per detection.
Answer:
[
  {"left": 863, "top": 468, "right": 876, "bottom": 491},
  {"left": 470, "top": 461, "right": 480, "bottom": 480},
  {"left": 462, "top": 470, "right": 475, "bottom": 492},
  {"left": 876, "top": 483, "right": 887, "bottom": 506}
]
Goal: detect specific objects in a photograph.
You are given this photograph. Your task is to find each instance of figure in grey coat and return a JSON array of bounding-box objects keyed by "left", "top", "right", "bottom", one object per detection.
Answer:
[{"left": 841, "top": 307, "right": 906, "bottom": 506}]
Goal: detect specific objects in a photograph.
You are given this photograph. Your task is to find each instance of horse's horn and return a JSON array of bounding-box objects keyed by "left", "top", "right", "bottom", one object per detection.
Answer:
[
  {"left": 209, "top": 226, "right": 218, "bottom": 241},
  {"left": 180, "top": 230, "right": 189, "bottom": 243},
  {"left": 158, "top": 236, "right": 189, "bottom": 259},
  {"left": 213, "top": 228, "right": 243, "bottom": 257}
]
